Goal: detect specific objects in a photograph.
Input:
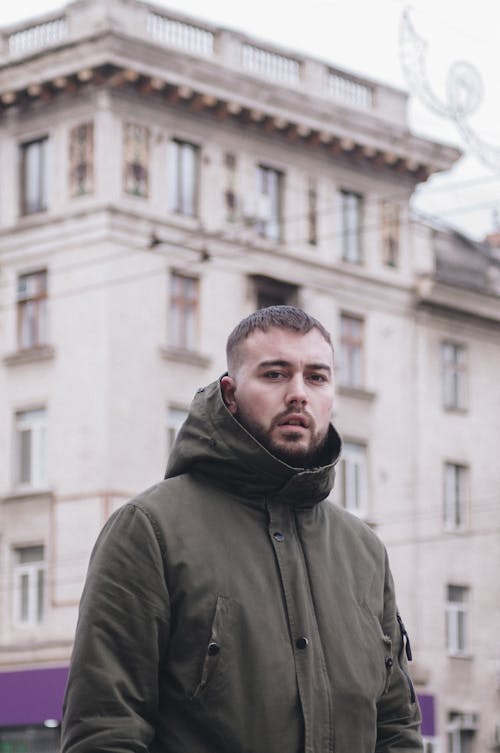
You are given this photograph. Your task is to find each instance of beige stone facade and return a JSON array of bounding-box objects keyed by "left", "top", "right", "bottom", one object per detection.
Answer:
[{"left": 0, "top": 1, "right": 499, "bottom": 751}]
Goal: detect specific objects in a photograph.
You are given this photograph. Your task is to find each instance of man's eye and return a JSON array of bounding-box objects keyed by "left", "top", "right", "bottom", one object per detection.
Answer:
[
  {"left": 264, "top": 371, "right": 283, "bottom": 379},
  {"left": 309, "top": 373, "right": 327, "bottom": 382}
]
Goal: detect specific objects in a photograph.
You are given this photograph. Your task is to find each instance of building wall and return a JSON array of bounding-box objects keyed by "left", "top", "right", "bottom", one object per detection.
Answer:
[{"left": 0, "top": 1, "right": 499, "bottom": 750}]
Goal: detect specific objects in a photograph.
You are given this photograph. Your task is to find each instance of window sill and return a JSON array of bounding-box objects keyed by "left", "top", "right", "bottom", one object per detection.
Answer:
[
  {"left": 443, "top": 405, "right": 468, "bottom": 415},
  {"left": 443, "top": 526, "right": 468, "bottom": 535},
  {"left": 340, "top": 257, "right": 364, "bottom": 266},
  {"left": 160, "top": 346, "right": 211, "bottom": 368},
  {"left": 337, "top": 385, "right": 376, "bottom": 401},
  {"left": 3, "top": 345, "right": 56, "bottom": 366},
  {"left": 2, "top": 487, "right": 53, "bottom": 503},
  {"left": 447, "top": 652, "right": 473, "bottom": 661}
]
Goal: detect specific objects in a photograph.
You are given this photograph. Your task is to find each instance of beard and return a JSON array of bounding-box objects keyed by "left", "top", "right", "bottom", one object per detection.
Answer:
[{"left": 235, "top": 406, "right": 331, "bottom": 469}]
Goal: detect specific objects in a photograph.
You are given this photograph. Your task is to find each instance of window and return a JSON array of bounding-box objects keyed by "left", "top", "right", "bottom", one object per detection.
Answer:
[
  {"left": 446, "top": 586, "right": 469, "bottom": 656},
  {"left": 422, "top": 739, "right": 438, "bottom": 753},
  {"left": 15, "top": 408, "right": 47, "bottom": 488},
  {"left": 13, "top": 545, "right": 45, "bottom": 625},
  {"left": 123, "top": 123, "right": 150, "bottom": 197},
  {"left": 340, "top": 190, "right": 362, "bottom": 263},
  {"left": 168, "top": 273, "right": 199, "bottom": 350},
  {"left": 447, "top": 712, "right": 476, "bottom": 753},
  {"left": 167, "top": 407, "right": 188, "bottom": 453},
  {"left": 442, "top": 342, "right": 467, "bottom": 411},
  {"left": 307, "top": 179, "right": 318, "bottom": 246},
  {"left": 381, "top": 201, "right": 400, "bottom": 267},
  {"left": 20, "top": 137, "right": 48, "bottom": 214},
  {"left": 169, "top": 139, "right": 199, "bottom": 216},
  {"left": 224, "top": 152, "right": 237, "bottom": 223},
  {"left": 340, "top": 441, "right": 368, "bottom": 517},
  {"left": 0, "top": 725, "right": 60, "bottom": 753},
  {"left": 252, "top": 275, "right": 298, "bottom": 309},
  {"left": 339, "top": 314, "right": 364, "bottom": 388},
  {"left": 17, "top": 270, "right": 47, "bottom": 350},
  {"left": 444, "top": 463, "right": 467, "bottom": 531},
  {"left": 69, "top": 121, "right": 94, "bottom": 196},
  {"left": 256, "top": 165, "right": 283, "bottom": 241}
]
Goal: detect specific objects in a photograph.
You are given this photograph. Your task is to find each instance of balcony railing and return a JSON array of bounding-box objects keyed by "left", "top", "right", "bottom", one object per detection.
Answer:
[
  {"left": 0, "top": 0, "right": 407, "bottom": 122},
  {"left": 146, "top": 12, "right": 214, "bottom": 56},
  {"left": 327, "top": 71, "right": 374, "bottom": 110},
  {"left": 8, "top": 17, "right": 68, "bottom": 57},
  {"left": 241, "top": 43, "right": 301, "bottom": 86}
]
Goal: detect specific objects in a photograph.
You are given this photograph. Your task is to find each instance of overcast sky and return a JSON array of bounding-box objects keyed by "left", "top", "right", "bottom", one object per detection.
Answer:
[{"left": 2, "top": 0, "right": 500, "bottom": 240}]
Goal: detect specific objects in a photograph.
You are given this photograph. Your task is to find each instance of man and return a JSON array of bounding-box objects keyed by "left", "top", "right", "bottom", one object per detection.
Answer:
[{"left": 62, "top": 305, "right": 422, "bottom": 753}]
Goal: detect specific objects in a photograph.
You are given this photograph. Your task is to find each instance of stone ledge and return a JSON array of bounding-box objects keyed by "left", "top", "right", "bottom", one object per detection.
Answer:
[
  {"left": 1, "top": 488, "right": 53, "bottom": 504},
  {"left": 3, "top": 345, "right": 56, "bottom": 366},
  {"left": 337, "top": 384, "right": 376, "bottom": 401},
  {"left": 159, "top": 345, "right": 211, "bottom": 368}
]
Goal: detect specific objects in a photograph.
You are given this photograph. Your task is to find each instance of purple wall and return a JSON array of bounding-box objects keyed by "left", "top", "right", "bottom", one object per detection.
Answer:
[
  {"left": 0, "top": 667, "right": 68, "bottom": 727},
  {"left": 418, "top": 693, "right": 436, "bottom": 737}
]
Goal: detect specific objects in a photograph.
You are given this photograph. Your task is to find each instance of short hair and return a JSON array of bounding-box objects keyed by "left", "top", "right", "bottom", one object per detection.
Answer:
[{"left": 226, "top": 305, "right": 333, "bottom": 373}]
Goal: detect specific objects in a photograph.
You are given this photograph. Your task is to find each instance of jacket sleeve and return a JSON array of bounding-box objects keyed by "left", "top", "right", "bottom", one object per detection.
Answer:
[
  {"left": 61, "top": 503, "right": 170, "bottom": 753},
  {"left": 375, "top": 551, "right": 423, "bottom": 752}
]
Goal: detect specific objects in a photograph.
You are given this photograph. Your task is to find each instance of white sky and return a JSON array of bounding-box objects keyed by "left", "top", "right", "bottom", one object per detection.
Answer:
[{"left": 2, "top": 0, "right": 500, "bottom": 240}]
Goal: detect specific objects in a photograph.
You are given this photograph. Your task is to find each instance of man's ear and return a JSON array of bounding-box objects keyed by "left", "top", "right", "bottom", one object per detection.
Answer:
[{"left": 220, "top": 375, "right": 237, "bottom": 414}]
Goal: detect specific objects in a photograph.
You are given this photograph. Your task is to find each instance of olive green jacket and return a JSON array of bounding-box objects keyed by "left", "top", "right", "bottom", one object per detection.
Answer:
[{"left": 62, "top": 379, "right": 422, "bottom": 753}]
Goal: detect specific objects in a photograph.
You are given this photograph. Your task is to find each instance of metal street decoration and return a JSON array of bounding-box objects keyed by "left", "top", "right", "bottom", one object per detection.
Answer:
[{"left": 400, "top": 7, "right": 500, "bottom": 173}]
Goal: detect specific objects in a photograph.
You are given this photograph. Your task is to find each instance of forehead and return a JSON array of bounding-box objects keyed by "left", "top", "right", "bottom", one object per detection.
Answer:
[{"left": 239, "top": 327, "right": 333, "bottom": 368}]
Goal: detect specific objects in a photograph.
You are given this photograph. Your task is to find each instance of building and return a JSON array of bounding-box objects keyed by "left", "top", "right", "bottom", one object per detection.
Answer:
[{"left": 0, "top": 1, "right": 499, "bottom": 751}]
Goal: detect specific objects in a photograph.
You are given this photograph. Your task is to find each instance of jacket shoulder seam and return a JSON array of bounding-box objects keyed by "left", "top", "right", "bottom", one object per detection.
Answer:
[{"left": 128, "top": 502, "right": 168, "bottom": 561}]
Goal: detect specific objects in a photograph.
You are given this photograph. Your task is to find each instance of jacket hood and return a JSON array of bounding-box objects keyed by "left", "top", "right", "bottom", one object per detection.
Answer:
[{"left": 165, "top": 378, "right": 342, "bottom": 507}]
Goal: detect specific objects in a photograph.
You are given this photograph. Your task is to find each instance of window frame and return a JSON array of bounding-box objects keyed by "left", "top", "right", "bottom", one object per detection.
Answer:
[
  {"left": 446, "top": 713, "right": 476, "bottom": 753},
  {"left": 443, "top": 462, "right": 468, "bottom": 532},
  {"left": 13, "top": 545, "right": 46, "bottom": 627},
  {"left": 14, "top": 407, "right": 48, "bottom": 489},
  {"left": 166, "top": 405, "right": 188, "bottom": 455},
  {"left": 17, "top": 269, "right": 48, "bottom": 351},
  {"left": 255, "top": 164, "right": 283, "bottom": 242},
  {"left": 340, "top": 440, "right": 369, "bottom": 518},
  {"left": 169, "top": 139, "right": 200, "bottom": 216},
  {"left": 340, "top": 189, "right": 363, "bottom": 263},
  {"left": 338, "top": 313, "right": 364, "bottom": 388},
  {"left": 20, "top": 136, "right": 49, "bottom": 215},
  {"left": 441, "top": 341, "right": 467, "bottom": 411},
  {"left": 168, "top": 272, "right": 200, "bottom": 351},
  {"left": 446, "top": 585, "right": 470, "bottom": 657}
]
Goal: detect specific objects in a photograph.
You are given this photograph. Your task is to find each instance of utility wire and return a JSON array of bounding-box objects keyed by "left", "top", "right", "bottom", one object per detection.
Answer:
[{"left": 1, "top": 194, "right": 498, "bottom": 309}]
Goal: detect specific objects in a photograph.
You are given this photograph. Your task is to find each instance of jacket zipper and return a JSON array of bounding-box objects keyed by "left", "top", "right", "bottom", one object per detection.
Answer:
[{"left": 291, "top": 510, "right": 334, "bottom": 753}]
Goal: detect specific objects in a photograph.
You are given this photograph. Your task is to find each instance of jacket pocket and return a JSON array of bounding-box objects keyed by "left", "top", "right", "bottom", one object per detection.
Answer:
[
  {"left": 190, "top": 594, "right": 233, "bottom": 700},
  {"left": 360, "top": 602, "right": 393, "bottom": 697}
]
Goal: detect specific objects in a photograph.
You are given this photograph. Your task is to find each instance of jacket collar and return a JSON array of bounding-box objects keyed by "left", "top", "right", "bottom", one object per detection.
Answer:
[{"left": 165, "top": 378, "right": 342, "bottom": 507}]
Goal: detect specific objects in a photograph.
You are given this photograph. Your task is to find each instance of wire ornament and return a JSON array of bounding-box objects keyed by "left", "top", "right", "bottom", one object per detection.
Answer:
[{"left": 399, "top": 7, "right": 500, "bottom": 173}]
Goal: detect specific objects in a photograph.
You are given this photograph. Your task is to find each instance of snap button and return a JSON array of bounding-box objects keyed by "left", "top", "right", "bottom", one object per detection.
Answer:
[
  {"left": 207, "top": 642, "right": 220, "bottom": 656},
  {"left": 273, "top": 532, "right": 285, "bottom": 542},
  {"left": 296, "top": 637, "right": 309, "bottom": 649},
  {"left": 385, "top": 657, "right": 393, "bottom": 669}
]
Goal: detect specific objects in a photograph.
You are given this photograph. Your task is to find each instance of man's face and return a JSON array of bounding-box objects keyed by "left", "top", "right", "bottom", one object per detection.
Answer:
[{"left": 221, "top": 327, "right": 334, "bottom": 468}]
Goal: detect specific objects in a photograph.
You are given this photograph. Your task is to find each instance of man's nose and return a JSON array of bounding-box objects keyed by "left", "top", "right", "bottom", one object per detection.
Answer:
[{"left": 285, "top": 374, "right": 308, "bottom": 405}]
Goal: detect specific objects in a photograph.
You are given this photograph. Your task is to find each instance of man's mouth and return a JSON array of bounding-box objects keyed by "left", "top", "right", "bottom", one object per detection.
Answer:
[{"left": 278, "top": 414, "right": 310, "bottom": 429}]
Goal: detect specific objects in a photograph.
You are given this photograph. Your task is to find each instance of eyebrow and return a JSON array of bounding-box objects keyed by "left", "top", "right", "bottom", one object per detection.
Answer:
[{"left": 257, "top": 359, "right": 332, "bottom": 374}]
